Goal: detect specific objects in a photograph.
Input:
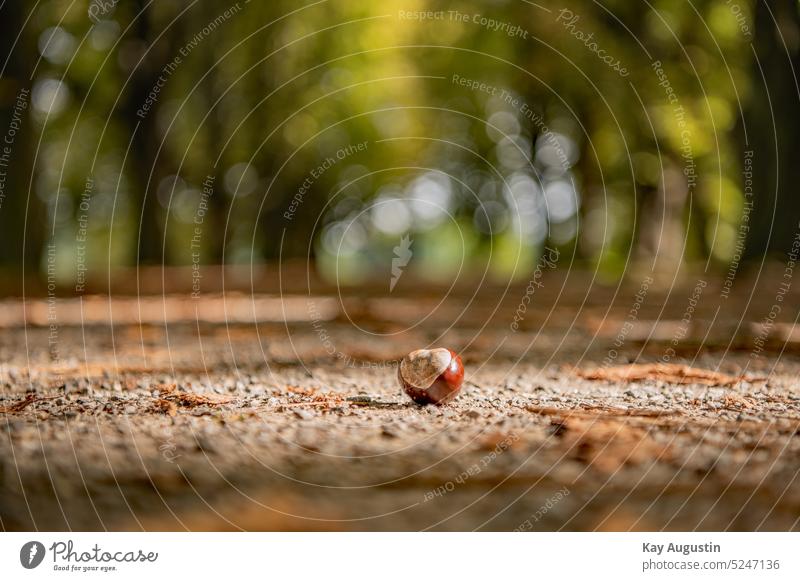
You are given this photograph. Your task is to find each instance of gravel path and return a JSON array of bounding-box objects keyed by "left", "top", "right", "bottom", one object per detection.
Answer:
[{"left": 1, "top": 276, "right": 799, "bottom": 531}]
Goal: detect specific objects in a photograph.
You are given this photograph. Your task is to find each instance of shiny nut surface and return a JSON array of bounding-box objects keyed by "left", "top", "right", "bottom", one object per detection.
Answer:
[{"left": 398, "top": 348, "right": 464, "bottom": 405}]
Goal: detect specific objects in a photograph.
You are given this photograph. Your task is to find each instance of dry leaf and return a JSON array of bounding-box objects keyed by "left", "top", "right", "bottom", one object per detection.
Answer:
[
  {"left": 285, "top": 385, "right": 346, "bottom": 408},
  {"left": 286, "top": 385, "right": 317, "bottom": 397},
  {"left": 153, "top": 399, "right": 178, "bottom": 417},
  {"left": 154, "top": 384, "right": 234, "bottom": 410},
  {"left": 723, "top": 393, "right": 754, "bottom": 409}
]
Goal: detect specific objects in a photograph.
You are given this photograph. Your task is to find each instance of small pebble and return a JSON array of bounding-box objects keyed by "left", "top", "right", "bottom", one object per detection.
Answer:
[{"left": 293, "top": 409, "right": 314, "bottom": 420}]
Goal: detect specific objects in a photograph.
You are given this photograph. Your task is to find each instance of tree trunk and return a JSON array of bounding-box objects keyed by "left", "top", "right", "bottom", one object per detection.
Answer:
[
  {"left": 119, "top": 0, "right": 177, "bottom": 266},
  {"left": 744, "top": 0, "right": 800, "bottom": 259},
  {"left": 0, "top": 2, "right": 44, "bottom": 281}
]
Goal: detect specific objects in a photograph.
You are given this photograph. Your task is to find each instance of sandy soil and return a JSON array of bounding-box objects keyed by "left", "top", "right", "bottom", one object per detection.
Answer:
[{"left": 1, "top": 272, "right": 799, "bottom": 531}]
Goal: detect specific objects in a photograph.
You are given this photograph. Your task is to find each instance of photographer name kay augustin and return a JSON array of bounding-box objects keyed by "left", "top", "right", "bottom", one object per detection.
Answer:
[
  {"left": 50, "top": 541, "right": 158, "bottom": 565},
  {"left": 643, "top": 542, "right": 721, "bottom": 556}
]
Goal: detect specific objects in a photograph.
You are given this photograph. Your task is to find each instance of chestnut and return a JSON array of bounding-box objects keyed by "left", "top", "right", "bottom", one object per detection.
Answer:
[{"left": 398, "top": 348, "right": 464, "bottom": 405}]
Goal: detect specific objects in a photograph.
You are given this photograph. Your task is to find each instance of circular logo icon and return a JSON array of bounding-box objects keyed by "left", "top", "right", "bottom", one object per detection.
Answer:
[{"left": 19, "top": 541, "right": 46, "bottom": 569}]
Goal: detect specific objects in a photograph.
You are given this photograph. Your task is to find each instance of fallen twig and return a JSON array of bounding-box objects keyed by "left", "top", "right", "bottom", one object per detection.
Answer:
[
  {"left": 576, "top": 363, "right": 760, "bottom": 386},
  {"left": 0, "top": 394, "right": 39, "bottom": 413},
  {"left": 526, "top": 404, "right": 679, "bottom": 419}
]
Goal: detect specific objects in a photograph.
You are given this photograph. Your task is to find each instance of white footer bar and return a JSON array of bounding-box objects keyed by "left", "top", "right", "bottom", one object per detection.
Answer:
[{"left": 1, "top": 533, "right": 795, "bottom": 580}]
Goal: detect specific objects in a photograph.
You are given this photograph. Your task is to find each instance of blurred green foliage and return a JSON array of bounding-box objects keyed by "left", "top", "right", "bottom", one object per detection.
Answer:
[{"left": 0, "top": 0, "right": 790, "bottom": 288}]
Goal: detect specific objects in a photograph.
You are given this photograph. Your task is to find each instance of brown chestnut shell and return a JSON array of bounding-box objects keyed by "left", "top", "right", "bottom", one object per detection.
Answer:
[{"left": 398, "top": 348, "right": 464, "bottom": 405}]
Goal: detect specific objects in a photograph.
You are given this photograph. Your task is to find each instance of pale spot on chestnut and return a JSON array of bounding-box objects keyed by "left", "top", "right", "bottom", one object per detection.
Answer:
[{"left": 398, "top": 348, "right": 464, "bottom": 405}]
